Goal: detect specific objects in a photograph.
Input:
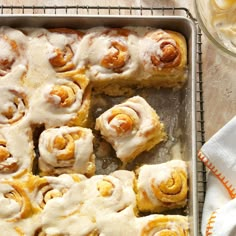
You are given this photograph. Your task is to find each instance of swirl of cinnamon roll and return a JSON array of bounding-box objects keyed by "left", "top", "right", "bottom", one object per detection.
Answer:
[
  {"left": 95, "top": 96, "right": 166, "bottom": 163},
  {"left": 28, "top": 174, "right": 86, "bottom": 210},
  {"left": 29, "top": 70, "right": 91, "bottom": 128},
  {"left": 46, "top": 28, "right": 84, "bottom": 73},
  {"left": 0, "top": 86, "right": 27, "bottom": 126},
  {"left": 98, "top": 28, "right": 131, "bottom": 72},
  {"left": 0, "top": 180, "right": 32, "bottom": 221},
  {"left": 136, "top": 160, "right": 188, "bottom": 213},
  {"left": 77, "top": 27, "right": 139, "bottom": 94},
  {"left": 0, "top": 27, "right": 28, "bottom": 78},
  {"left": 75, "top": 170, "right": 136, "bottom": 215},
  {"left": 139, "top": 215, "right": 189, "bottom": 236},
  {"left": 145, "top": 30, "right": 182, "bottom": 68},
  {"left": 0, "top": 138, "right": 18, "bottom": 174},
  {"left": 0, "top": 35, "right": 19, "bottom": 76},
  {"left": 42, "top": 194, "right": 99, "bottom": 236},
  {"left": 92, "top": 175, "right": 134, "bottom": 213},
  {"left": 46, "top": 79, "right": 83, "bottom": 110},
  {"left": 41, "top": 170, "right": 135, "bottom": 224},
  {"left": 139, "top": 29, "right": 187, "bottom": 88},
  {"left": 38, "top": 126, "right": 95, "bottom": 177}
]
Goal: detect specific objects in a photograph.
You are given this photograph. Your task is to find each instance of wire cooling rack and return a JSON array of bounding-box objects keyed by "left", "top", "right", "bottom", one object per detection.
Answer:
[{"left": 0, "top": 5, "right": 206, "bottom": 235}]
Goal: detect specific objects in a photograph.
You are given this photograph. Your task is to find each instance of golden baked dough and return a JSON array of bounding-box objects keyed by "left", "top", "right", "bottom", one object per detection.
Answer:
[
  {"left": 0, "top": 27, "right": 27, "bottom": 77},
  {"left": 0, "top": 138, "right": 18, "bottom": 174},
  {"left": 47, "top": 28, "right": 84, "bottom": 73},
  {"left": 0, "top": 87, "right": 27, "bottom": 126},
  {"left": 136, "top": 160, "right": 188, "bottom": 213},
  {"left": 77, "top": 27, "right": 140, "bottom": 96},
  {"left": 95, "top": 96, "right": 166, "bottom": 163},
  {"left": 138, "top": 214, "right": 189, "bottom": 236},
  {"left": 46, "top": 70, "right": 91, "bottom": 127},
  {"left": 139, "top": 29, "right": 187, "bottom": 88},
  {"left": 0, "top": 126, "right": 34, "bottom": 179},
  {"left": 26, "top": 174, "right": 86, "bottom": 212},
  {"left": 0, "top": 180, "right": 32, "bottom": 222},
  {"left": 38, "top": 126, "right": 95, "bottom": 177},
  {"left": 26, "top": 69, "right": 91, "bottom": 128},
  {"left": 0, "top": 35, "right": 19, "bottom": 76}
]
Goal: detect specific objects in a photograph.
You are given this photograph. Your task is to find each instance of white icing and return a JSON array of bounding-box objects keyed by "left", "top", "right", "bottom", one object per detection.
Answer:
[
  {"left": 0, "top": 183, "right": 21, "bottom": 219},
  {"left": 207, "top": 0, "right": 236, "bottom": 53},
  {"left": 41, "top": 170, "right": 136, "bottom": 235},
  {"left": 32, "top": 174, "right": 86, "bottom": 208},
  {"left": 0, "top": 37, "right": 14, "bottom": 61},
  {"left": 0, "top": 86, "right": 26, "bottom": 125},
  {"left": 0, "top": 27, "right": 28, "bottom": 76},
  {"left": 0, "top": 124, "right": 34, "bottom": 179}
]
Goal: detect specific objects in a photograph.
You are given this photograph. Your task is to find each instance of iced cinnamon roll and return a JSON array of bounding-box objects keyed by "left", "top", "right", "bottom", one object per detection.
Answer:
[
  {"left": 136, "top": 160, "right": 188, "bottom": 213},
  {"left": 46, "top": 28, "right": 84, "bottom": 73},
  {"left": 0, "top": 27, "right": 27, "bottom": 77},
  {"left": 0, "top": 86, "right": 27, "bottom": 126},
  {"left": 83, "top": 170, "right": 136, "bottom": 214},
  {"left": 138, "top": 214, "right": 189, "bottom": 236},
  {"left": 0, "top": 126, "right": 34, "bottom": 179},
  {"left": 28, "top": 70, "right": 91, "bottom": 128},
  {"left": 0, "top": 180, "right": 32, "bottom": 221},
  {"left": 38, "top": 126, "right": 95, "bottom": 177},
  {"left": 77, "top": 27, "right": 139, "bottom": 95},
  {"left": 27, "top": 174, "right": 86, "bottom": 211},
  {"left": 139, "top": 29, "right": 187, "bottom": 88},
  {"left": 95, "top": 96, "right": 166, "bottom": 163}
]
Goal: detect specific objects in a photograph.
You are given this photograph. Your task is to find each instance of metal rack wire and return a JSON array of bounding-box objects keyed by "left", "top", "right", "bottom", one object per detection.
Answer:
[{"left": 0, "top": 5, "right": 206, "bottom": 235}]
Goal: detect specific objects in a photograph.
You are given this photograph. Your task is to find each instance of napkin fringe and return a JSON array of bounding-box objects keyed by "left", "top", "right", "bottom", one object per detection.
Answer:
[
  {"left": 206, "top": 210, "right": 217, "bottom": 236},
  {"left": 198, "top": 151, "right": 236, "bottom": 199}
]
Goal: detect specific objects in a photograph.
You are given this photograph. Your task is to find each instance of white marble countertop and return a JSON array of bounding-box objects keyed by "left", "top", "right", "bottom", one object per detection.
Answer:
[{"left": 1, "top": 0, "right": 235, "bottom": 141}]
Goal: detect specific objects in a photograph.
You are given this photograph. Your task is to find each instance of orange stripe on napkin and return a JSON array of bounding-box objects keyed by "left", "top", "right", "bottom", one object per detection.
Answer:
[{"left": 198, "top": 151, "right": 236, "bottom": 199}]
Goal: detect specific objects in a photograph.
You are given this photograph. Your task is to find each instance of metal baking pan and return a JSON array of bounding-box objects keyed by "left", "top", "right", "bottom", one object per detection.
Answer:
[{"left": 0, "top": 14, "right": 197, "bottom": 235}]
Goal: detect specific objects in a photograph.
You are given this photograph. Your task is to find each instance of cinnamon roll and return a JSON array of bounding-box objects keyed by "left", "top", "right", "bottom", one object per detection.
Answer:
[
  {"left": 0, "top": 86, "right": 27, "bottom": 126},
  {"left": 77, "top": 27, "right": 139, "bottom": 95},
  {"left": 136, "top": 160, "right": 188, "bottom": 213},
  {"left": 28, "top": 174, "right": 86, "bottom": 211},
  {"left": 138, "top": 214, "right": 189, "bottom": 236},
  {"left": 0, "top": 180, "right": 32, "bottom": 221},
  {"left": 38, "top": 126, "right": 95, "bottom": 177},
  {"left": 139, "top": 29, "right": 187, "bottom": 88},
  {"left": 46, "top": 28, "right": 84, "bottom": 73},
  {"left": 95, "top": 96, "right": 166, "bottom": 163},
  {"left": 84, "top": 170, "right": 136, "bottom": 214},
  {"left": 0, "top": 126, "right": 34, "bottom": 179},
  {"left": 29, "top": 70, "right": 91, "bottom": 128},
  {"left": 0, "top": 27, "right": 27, "bottom": 77}
]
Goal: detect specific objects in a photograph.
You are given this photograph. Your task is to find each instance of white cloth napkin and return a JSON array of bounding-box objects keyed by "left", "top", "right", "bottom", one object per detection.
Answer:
[{"left": 198, "top": 116, "right": 236, "bottom": 236}]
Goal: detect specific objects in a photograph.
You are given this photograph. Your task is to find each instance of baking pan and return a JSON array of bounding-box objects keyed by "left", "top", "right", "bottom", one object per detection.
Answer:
[{"left": 0, "top": 14, "right": 197, "bottom": 235}]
